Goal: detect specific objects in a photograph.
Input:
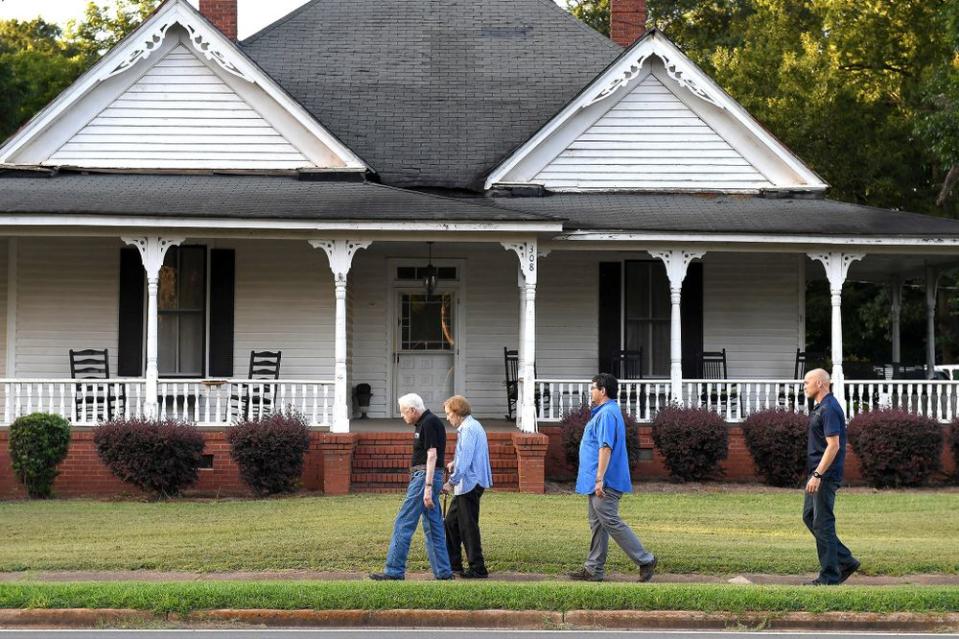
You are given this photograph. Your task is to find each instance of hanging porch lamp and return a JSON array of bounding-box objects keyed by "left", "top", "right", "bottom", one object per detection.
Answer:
[{"left": 422, "top": 241, "right": 438, "bottom": 300}]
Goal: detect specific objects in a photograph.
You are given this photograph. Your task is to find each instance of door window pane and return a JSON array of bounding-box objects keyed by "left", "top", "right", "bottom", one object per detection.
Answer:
[
  {"left": 400, "top": 294, "right": 454, "bottom": 351},
  {"left": 624, "top": 260, "right": 671, "bottom": 377}
]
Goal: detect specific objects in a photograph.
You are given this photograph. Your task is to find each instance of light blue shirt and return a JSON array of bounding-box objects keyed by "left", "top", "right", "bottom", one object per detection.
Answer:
[
  {"left": 575, "top": 399, "right": 632, "bottom": 494},
  {"left": 449, "top": 415, "right": 493, "bottom": 495}
]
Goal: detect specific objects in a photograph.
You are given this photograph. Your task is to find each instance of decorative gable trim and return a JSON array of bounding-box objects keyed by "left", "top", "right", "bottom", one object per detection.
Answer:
[
  {"left": 0, "top": 0, "right": 367, "bottom": 171},
  {"left": 485, "top": 30, "right": 827, "bottom": 193}
]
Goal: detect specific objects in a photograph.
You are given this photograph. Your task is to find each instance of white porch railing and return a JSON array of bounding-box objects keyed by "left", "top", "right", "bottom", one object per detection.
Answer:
[
  {"left": 535, "top": 378, "right": 959, "bottom": 424},
  {"left": 0, "top": 379, "right": 334, "bottom": 427},
  {"left": 535, "top": 379, "right": 671, "bottom": 423}
]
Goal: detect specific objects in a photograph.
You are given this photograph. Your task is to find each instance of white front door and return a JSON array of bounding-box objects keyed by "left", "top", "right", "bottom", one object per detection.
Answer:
[{"left": 393, "top": 291, "right": 456, "bottom": 415}]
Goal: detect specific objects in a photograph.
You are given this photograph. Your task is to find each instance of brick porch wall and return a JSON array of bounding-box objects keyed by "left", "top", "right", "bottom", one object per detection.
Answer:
[{"left": 541, "top": 424, "right": 957, "bottom": 484}]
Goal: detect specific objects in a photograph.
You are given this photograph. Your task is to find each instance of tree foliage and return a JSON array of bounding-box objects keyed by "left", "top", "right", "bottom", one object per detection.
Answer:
[{"left": 0, "top": 0, "right": 158, "bottom": 141}]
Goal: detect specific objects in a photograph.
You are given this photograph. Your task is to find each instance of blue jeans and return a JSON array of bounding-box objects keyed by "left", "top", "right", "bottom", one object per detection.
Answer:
[
  {"left": 384, "top": 470, "right": 452, "bottom": 579},
  {"left": 803, "top": 478, "right": 856, "bottom": 583}
]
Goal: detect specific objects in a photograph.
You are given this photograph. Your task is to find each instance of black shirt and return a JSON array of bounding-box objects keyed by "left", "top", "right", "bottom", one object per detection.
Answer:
[
  {"left": 411, "top": 409, "right": 446, "bottom": 467},
  {"left": 807, "top": 393, "right": 847, "bottom": 481}
]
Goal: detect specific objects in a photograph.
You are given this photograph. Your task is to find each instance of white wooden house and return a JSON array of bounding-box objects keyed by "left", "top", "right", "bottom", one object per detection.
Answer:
[{"left": 2, "top": 0, "right": 959, "bottom": 436}]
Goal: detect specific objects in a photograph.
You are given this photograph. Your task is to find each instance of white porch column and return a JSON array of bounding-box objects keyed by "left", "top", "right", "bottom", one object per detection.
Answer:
[
  {"left": 925, "top": 266, "right": 940, "bottom": 378},
  {"left": 122, "top": 236, "right": 184, "bottom": 418},
  {"left": 310, "top": 239, "right": 371, "bottom": 433},
  {"left": 808, "top": 252, "right": 864, "bottom": 403},
  {"left": 889, "top": 278, "right": 902, "bottom": 365},
  {"left": 502, "top": 240, "right": 538, "bottom": 432},
  {"left": 650, "top": 249, "right": 704, "bottom": 403}
]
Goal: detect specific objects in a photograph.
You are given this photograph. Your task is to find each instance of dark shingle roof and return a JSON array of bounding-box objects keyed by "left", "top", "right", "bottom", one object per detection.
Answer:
[
  {"left": 240, "top": 0, "right": 620, "bottom": 191},
  {"left": 0, "top": 173, "right": 549, "bottom": 222},
  {"left": 490, "top": 193, "right": 959, "bottom": 236}
]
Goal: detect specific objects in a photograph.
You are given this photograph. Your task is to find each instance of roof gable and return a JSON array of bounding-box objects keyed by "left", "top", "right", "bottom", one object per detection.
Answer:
[
  {"left": 0, "top": 0, "right": 367, "bottom": 171},
  {"left": 486, "top": 30, "right": 827, "bottom": 193}
]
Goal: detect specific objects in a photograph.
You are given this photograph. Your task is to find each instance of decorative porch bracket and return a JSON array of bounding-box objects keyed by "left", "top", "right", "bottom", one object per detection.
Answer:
[
  {"left": 502, "top": 240, "right": 538, "bottom": 432},
  {"left": 310, "top": 239, "right": 372, "bottom": 433},
  {"left": 808, "top": 252, "right": 864, "bottom": 403},
  {"left": 926, "top": 266, "right": 940, "bottom": 379},
  {"left": 122, "top": 235, "right": 184, "bottom": 418},
  {"left": 650, "top": 249, "right": 705, "bottom": 403}
]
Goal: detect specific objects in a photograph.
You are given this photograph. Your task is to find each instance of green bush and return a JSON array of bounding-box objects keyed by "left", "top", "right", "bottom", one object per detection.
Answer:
[
  {"left": 651, "top": 406, "right": 728, "bottom": 481},
  {"left": 560, "top": 403, "right": 641, "bottom": 471},
  {"left": 8, "top": 413, "right": 71, "bottom": 498}
]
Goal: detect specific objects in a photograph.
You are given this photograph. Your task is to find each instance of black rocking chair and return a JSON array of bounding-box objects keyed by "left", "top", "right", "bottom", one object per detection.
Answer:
[
  {"left": 504, "top": 347, "right": 550, "bottom": 420},
  {"left": 69, "top": 348, "right": 123, "bottom": 422},
  {"left": 233, "top": 350, "right": 282, "bottom": 419}
]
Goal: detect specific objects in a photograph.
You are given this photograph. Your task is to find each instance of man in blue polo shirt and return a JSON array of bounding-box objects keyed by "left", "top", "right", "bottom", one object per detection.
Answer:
[
  {"left": 568, "top": 373, "right": 657, "bottom": 582},
  {"left": 802, "top": 368, "right": 860, "bottom": 585}
]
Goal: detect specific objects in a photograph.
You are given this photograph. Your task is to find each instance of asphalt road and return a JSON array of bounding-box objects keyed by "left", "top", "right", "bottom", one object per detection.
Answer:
[{"left": 2, "top": 632, "right": 958, "bottom": 638}]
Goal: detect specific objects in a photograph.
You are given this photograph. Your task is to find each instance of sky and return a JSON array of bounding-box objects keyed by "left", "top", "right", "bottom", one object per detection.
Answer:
[{"left": 0, "top": 0, "right": 571, "bottom": 40}]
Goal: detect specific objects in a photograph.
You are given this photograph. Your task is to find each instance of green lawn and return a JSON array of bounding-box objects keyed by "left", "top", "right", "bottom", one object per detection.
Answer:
[
  {"left": 1, "top": 582, "right": 957, "bottom": 614},
  {"left": 1, "top": 491, "right": 957, "bottom": 575}
]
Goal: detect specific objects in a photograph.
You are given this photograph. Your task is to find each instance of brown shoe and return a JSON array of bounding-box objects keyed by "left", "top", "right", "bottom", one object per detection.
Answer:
[
  {"left": 639, "top": 557, "right": 657, "bottom": 583},
  {"left": 568, "top": 567, "right": 603, "bottom": 582}
]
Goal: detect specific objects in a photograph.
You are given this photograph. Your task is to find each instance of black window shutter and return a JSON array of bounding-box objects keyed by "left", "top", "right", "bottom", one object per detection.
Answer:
[
  {"left": 117, "top": 247, "right": 145, "bottom": 377},
  {"left": 681, "top": 262, "right": 704, "bottom": 378},
  {"left": 598, "top": 262, "right": 622, "bottom": 375},
  {"left": 209, "top": 249, "right": 235, "bottom": 378}
]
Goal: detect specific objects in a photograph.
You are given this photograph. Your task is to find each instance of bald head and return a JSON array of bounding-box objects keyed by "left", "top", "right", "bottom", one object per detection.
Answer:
[{"left": 803, "top": 368, "right": 831, "bottom": 401}]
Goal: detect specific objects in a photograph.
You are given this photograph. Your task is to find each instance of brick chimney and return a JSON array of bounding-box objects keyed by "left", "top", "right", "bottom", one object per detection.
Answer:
[
  {"left": 199, "top": 0, "right": 237, "bottom": 41},
  {"left": 610, "top": 0, "right": 647, "bottom": 47}
]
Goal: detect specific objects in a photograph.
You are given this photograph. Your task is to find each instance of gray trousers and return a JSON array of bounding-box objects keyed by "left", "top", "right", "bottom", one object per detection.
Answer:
[{"left": 584, "top": 488, "right": 654, "bottom": 577}]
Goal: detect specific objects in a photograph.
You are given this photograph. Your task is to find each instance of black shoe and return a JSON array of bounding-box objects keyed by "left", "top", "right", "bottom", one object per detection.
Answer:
[
  {"left": 568, "top": 567, "right": 603, "bottom": 582},
  {"left": 436, "top": 573, "right": 455, "bottom": 580},
  {"left": 639, "top": 557, "right": 657, "bottom": 583},
  {"left": 803, "top": 578, "right": 829, "bottom": 586},
  {"left": 838, "top": 560, "right": 861, "bottom": 584},
  {"left": 461, "top": 568, "right": 488, "bottom": 579},
  {"left": 369, "top": 572, "right": 403, "bottom": 581}
]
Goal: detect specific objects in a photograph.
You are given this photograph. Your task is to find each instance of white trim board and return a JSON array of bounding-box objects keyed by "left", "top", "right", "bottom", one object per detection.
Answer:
[
  {"left": 485, "top": 30, "right": 828, "bottom": 193},
  {"left": 0, "top": 0, "right": 367, "bottom": 172}
]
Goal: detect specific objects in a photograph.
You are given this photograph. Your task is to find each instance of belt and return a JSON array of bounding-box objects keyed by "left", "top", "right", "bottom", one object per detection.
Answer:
[{"left": 410, "top": 464, "right": 427, "bottom": 472}]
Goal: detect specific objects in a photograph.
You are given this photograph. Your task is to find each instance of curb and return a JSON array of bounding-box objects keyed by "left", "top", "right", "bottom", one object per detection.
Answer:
[{"left": 1, "top": 608, "right": 957, "bottom": 631}]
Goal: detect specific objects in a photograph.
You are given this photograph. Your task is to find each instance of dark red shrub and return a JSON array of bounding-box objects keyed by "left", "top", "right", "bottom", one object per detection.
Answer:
[
  {"left": 951, "top": 421, "right": 959, "bottom": 483},
  {"left": 227, "top": 413, "right": 311, "bottom": 495},
  {"left": 561, "top": 404, "right": 641, "bottom": 471},
  {"left": 848, "top": 410, "right": 943, "bottom": 488},
  {"left": 94, "top": 419, "right": 204, "bottom": 498},
  {"left": 741, "top": 409, "right": 808, "bottom": 487},
  {"left": 651, "top": 406, "right": 728, "bottom": 481}
]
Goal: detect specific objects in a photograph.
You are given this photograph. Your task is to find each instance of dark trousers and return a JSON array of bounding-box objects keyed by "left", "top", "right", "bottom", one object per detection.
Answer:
[
  {"left": 445, "top": 486, "right": 487, "bottom": 575},
  {"left": 802, "top": 478, "right": 856, "bottom": 583}
]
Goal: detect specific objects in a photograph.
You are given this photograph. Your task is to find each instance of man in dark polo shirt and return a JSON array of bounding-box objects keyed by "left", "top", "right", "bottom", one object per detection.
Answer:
[
  {"left": 802, "top": 368, "right": 860, "bottom": 585},
  {"left": 370, "top": 393, "right": 453, "bottom": 580}
]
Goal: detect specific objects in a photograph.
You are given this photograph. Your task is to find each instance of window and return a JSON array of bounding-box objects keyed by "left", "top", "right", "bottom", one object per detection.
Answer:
[
  {"left": 399, "top": 293, "right": 454, "bottom": 351},
  {"left": 624, "top": 261, "right": 670, "bottom": 377},
  {"left": 157, "top": 246, "right": 206, "bottom": 376},
  {"left": 395, "top": 266, "right": 458, "bottom": 281}
]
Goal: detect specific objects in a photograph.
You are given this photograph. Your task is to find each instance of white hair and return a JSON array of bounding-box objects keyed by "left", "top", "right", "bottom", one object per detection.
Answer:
[{"left": 398, "top": 393, "right": 426, "bottom": 413}]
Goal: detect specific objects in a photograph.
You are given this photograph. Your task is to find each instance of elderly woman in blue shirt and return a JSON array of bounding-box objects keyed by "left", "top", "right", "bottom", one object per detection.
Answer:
[{"left": 441, "top": 395, "right": 493, "bottom": 578}]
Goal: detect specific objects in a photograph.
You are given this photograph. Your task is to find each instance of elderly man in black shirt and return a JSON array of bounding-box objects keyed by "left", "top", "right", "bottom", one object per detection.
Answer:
[{"left": 370, "top": 393, "right": 453, "bottom": 580}]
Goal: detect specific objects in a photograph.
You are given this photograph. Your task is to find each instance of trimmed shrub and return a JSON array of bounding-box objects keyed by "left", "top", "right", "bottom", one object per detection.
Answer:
[
  {"left": 849, "top": 410, "right": 943, "bottom": 488},
  {"left": 561, "top": 403, "right": 641, "bottom": 471},
  {"left": 651, "top": 406, "right": 728, "bottom": 481},
  {"left": 741, "top": 409, "right": 808, "bottom": 487},
  {"left": 951, "top": 421, "right": 959, "bottom": 483},
  {"left": 8, "top": 413, "right": 71, "bottom": 498},
  {"left": 94, "top": 419, "right": 204, "bottom": 498},
  {"left": 227, "top": 413, "right": 311, "bottom": 495}
]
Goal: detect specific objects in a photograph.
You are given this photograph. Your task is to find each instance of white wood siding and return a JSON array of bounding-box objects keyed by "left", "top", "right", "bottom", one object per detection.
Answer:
[
  {"left": 15, "top": 238, "right": 120, "bottom": 377},
  {"left": 231, "top": 240, "right": 333, "bottom": 379},
  {"left": 48, "top": 44, "right": 312, "bottom": 170},
  {"left": 703, "top": 253, "right": 803, "bottom": 378},
  {"left": 534, "top": 74, "right": 774, "bottom": 191}
]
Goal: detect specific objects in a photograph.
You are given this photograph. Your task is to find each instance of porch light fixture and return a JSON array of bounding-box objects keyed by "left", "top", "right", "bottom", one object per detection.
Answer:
[{"left": 423, "top": 242, "right": 438, "bottom": 299}]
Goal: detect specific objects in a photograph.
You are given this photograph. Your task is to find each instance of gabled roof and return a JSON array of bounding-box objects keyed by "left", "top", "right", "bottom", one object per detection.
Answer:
[
  {"left": 240, "top": 0, "right": 621, "bottom": 190},
  {"left": 0, "top": 0, "right": 367, "bottom": 172},
  {"left": 485, "top": 30, "right": 828, "bottom": 193}
]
